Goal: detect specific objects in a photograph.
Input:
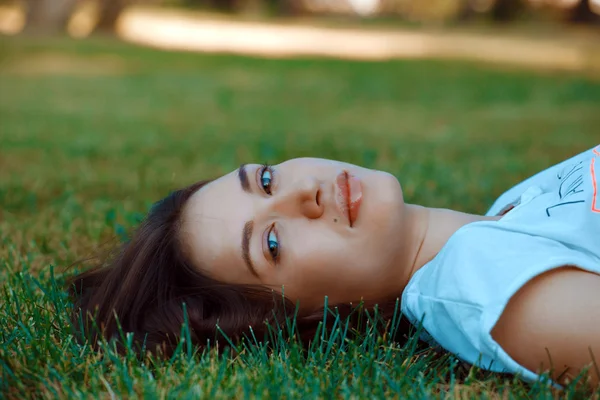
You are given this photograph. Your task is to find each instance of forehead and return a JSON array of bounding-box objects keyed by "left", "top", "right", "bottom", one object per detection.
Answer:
[{"left": 181, "top": 170, "right": 253, "bottom": 283}]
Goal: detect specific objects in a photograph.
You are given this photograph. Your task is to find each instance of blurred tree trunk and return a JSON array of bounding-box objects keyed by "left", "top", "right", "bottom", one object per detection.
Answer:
[
  {"left": 568, "top": 0, "right": 600, "bottom": 24},
  {"left": 489, "top": 0, "right": 525, "bottom": 22},
  {"left": 93, "top": 0, "right": 131, "bottom": 34},
  {"left": 456, "top": 2, "right": 477, "bottom": 22},
  {"left": 23, "top": 0, "right": 78, "bottom": 34},
  {"left": 456, "top": 0, "right": 527, "bottom": 23},
  {"left": 209, "top": 0, "right": 239, "bottom": 13},
  {"left": 271, "top": 0, "right": 305, "bottom": 16}
]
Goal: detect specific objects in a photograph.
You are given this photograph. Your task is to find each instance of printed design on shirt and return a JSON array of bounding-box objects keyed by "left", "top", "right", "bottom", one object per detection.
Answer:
[
  {"left": 591, "top": 157, "right": 599, "bottom": 213},
  {"left": 546, "top": 160, "right": 586, "bottom": 216},
  {"left": 545, "top": 146, "right": 600, "bottom": 215},
  {"left": 591, "top": 144, "right": 600, "bottom": 213}
]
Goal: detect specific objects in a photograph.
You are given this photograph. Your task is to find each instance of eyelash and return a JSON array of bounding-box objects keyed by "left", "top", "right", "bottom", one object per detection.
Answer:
[
  {"left": 266, "top": 224, "right": 280, "bottom": 263},
  {"left": 259, "top": 163, "right": 274, "bottom": 195},
  {"left": 259, "top": 164, "right": 280, "bottom": 262}
]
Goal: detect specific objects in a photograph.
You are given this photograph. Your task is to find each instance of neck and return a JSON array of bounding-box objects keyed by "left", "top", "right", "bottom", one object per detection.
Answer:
[{"left": 396, "top": 204, "right": 500, "bottom": 291}]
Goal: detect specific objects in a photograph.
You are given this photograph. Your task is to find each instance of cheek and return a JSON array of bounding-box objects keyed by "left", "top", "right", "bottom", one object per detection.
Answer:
[
  {"left": 280, "top": 236, "right": 375, "bottom": 302},
  {"left": 363, "top": 172, "right": 405, "bottom": 242},
  {"left": 274, "top": 237, "right": 343, "bottom": 301}
]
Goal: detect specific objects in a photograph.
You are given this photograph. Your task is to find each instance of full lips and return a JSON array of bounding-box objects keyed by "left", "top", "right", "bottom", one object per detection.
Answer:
[{"left": 336, "top": 171, "right": 363, "bottom": 226}]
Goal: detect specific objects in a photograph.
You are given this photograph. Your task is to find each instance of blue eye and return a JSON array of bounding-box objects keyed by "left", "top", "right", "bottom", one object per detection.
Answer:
[
  {"left": 267, "top": 228, "right": 279, "bottom": 260},
  {"left": 260, "top": 166, "right": 273, "bottom": 195}
]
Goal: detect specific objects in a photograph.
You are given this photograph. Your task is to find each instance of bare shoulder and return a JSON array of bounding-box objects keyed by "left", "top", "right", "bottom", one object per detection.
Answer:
[{"left": 491, "top": 266, "right": 600, "bottom": 388}]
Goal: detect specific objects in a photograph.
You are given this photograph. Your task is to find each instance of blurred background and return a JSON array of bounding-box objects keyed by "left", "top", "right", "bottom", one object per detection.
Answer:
[
  {"left": 0, "top": 1, "right": 599, "bottom": 67},
  {"left": 1, "top": 2, "right": 600, "bottom": 396},
  {"left": 1, "top": 0, "right": 599, "bottom": 267},
  {"left": 1, "top": 0, "right": 600, "bottom": 36}
]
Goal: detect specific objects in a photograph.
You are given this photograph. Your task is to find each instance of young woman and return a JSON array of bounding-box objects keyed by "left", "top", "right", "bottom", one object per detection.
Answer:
[{"left": 69, "top": 144, "right": 600, "bottom": 388}]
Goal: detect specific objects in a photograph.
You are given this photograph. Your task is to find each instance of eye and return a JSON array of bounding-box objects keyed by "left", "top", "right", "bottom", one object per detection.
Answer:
[
  {"left": 260, "top": 164, "right": 273, "bottom": 195},
  {"left": 267, "top": 226, "right": 279, "bottom": 261}
]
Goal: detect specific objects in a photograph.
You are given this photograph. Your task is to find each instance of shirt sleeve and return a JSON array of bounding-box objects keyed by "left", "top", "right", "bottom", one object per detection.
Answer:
[{"left": 401, "top": 222, "right": 600, "bottom": 386}]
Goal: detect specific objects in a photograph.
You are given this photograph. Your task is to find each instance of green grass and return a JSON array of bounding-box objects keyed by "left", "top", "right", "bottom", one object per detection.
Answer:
[{"left": 1, "top": 35, "right": 599, "bottom": 398}]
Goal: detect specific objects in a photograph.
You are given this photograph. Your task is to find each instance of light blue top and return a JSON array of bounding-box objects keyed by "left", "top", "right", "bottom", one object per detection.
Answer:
[{"left": 401, "top": 145, "right": 600, "bottom": 385}]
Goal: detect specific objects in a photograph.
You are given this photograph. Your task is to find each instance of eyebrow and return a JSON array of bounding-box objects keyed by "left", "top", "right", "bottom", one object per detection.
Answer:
[
  {"left": 238, "top": 164, "right": 252, "bottom": 193},
  {"left": 241, "top": 220, "right": 259, "bottom": 278}
]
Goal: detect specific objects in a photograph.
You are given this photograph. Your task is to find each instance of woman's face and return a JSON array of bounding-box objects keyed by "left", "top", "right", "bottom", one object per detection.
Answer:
[{"left": 182, "top": 158, "right": 407, "bottom": 311}]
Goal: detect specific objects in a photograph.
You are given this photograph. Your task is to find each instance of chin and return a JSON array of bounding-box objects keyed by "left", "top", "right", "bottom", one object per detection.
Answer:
[
  {"left": 359, "top": 169, "right": 404, "bottom": 229},
  {"left": 375, "top": 170, "right": 404, "bottom": 205}
]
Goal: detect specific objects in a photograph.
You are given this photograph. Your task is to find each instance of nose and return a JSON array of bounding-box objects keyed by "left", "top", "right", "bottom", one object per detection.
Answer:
[{"left": 272, "top": 176, "right": 324, "bottom": 219}]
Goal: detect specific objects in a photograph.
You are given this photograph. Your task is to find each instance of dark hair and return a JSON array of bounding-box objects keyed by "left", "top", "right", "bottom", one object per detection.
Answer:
[{"left": 67, "top": 180, "right": 412, "bottom": 357}]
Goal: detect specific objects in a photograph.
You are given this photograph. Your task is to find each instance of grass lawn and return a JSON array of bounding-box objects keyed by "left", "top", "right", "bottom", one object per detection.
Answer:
[{"left": 1, "top": 35, "right": 599, "bottom": 398}]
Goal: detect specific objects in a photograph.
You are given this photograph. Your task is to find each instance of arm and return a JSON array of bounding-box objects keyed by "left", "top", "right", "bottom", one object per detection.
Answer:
[{"left": 491, "top": 266, "right": 600, "bottom": 388}]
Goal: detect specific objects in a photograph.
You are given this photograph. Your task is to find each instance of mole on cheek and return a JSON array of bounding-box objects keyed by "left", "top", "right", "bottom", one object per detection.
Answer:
[{"left": 333, "top": 218, "right": 338, "bottom": 223}]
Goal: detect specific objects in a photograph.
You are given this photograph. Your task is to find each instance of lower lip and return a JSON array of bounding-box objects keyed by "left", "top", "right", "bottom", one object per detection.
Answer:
[{"left": 336, "top": 171, "right": 363, "bottom": 227}]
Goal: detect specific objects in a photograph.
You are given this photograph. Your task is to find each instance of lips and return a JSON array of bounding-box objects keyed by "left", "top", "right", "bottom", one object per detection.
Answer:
[{"left": 335, "top": 171, "right": 363, "bottom": 227}]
